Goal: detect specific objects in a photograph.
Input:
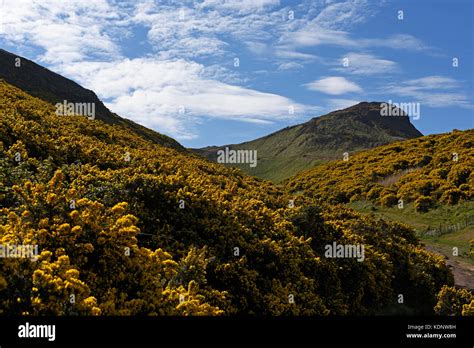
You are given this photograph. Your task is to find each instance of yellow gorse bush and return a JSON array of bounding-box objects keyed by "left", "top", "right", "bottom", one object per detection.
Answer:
[
  {"left": 0, "top": 80, "right": 467, "bottom": 316},
  {"left": 286, "top": 129, "right": 473, "bottom": 211}
]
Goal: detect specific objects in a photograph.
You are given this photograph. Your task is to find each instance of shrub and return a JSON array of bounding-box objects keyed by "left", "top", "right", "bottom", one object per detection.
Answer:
[
  {"left": 366, "top": 185, "right": 383, "bottom": 200},
  {"left": 434, "top": 285, "right": 473, "bottom": 316},
  {"left": 430, "top": 168, "right": 449, "bottom": 179},
  {"left": 441, "top": 188, "right": 464, "bottom": 205},
  {"left": 447, "top": 165, "right": 471, "bottom": 186},
  {"left": 459, "top": 184, "right": 472, "bottom": 200},
  {"left": 462, "top": 300, "right": 474, "bottom": 316},
  {"left": 414, "top": 196, "right": 434, "bottom": 212},
  {"left": 380, "top": 193, "right": 398, "bottom": 207},
  {"left": 286, "top": 128, "right": 473, "bottom": 211}
]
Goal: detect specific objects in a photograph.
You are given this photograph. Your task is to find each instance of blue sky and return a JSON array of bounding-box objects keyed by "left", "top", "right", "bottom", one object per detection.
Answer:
[{"left": 0, "top": 0, "right": 472, "bottom": 148}]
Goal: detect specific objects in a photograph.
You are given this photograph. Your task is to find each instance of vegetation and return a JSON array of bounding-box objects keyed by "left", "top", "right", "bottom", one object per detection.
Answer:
[
  {"left": 0, "top": 81, "right": 458, "bottom": 315},
  {"left": 286, "top": 129, "right": 473, "bottom": 210},
  {"left": 286, "top": 130, "right": 473, "bottom": 295},
  {"left": 195, "top": 102, "right": 422, "bottom": 182},
  {"left": 0, "top": 50, "right": 184, "bottom": 150},
  {"left": 435, "top": 285, "right": 473, "bottom": 316},
  {"left": 347, "top": 201, "right": 474, "bottom": 264}
]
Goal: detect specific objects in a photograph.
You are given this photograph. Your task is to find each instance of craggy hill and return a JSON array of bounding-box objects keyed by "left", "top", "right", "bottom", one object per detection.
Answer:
[{"left": 195, "top": 102, "right": 423, "bottom": 182}]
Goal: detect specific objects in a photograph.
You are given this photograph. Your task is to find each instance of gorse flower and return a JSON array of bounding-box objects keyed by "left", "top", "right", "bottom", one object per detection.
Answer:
[{"left": 0, "top": 81, "right": 468, "bottom": 316}]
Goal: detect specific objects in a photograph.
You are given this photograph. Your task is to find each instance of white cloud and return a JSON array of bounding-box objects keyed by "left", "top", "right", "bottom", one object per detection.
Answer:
[
  {"left": 277, "top": 62, "right": 304, "bottom": 71},
  {"left": 281, "top": 26, "right": 354, "bottom": 48},
  {"left": 198, "top": 0, "right": 280, "bottom": 13},
  {"left": 58, "top": 58, "right": 308, "bottom": 140},
  {"left": 335, "top": 52, "right": 398, "bottom": 75},
  {"left": 383, "top": 76, "right": 472, "bottom": 108},
  {"left": 132, "top": 0, "right": 281, "bottom": 60},
  {"left": 0, "top": 0, "right": 426, "bottom": 70},
  {"left": 201, "top": 64, "right": 247, "bottom": 84},
  {"left": 361, "top": 34, "right": 428, "bottom": 51},
  {"left": 247, "top": 42, "right": 321, "bottom": 67},
  {"left": 400, "top": 76, "right": 461, "bottom": 90},
  {"left": 278, "top": 0, "right": 429, "bottom": 54},
  {"left": 313, "top": 0, "right": 376, "bottom": 30},
  {"left": 246, "top": 41, "right": 270, "bottom": 56},
  {"left": 155, "top": 36, "right": 230, "bottom": 60},
  {"left": 274, "top": 47, "right": 321, "bottom": 61},
  {"left": 305, "top": 76, "right": 363, "bottom": 95},
  {"left": 280, "top": 25, "right": 428, "bottom": 52},
  {"left": 0, "top": 0, "right": 124, "bottom": 64}
]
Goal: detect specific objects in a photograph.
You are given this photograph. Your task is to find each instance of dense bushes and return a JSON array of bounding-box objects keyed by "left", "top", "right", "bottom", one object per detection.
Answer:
[
  {"left": 434, "top": 285, "right": 473, "bottom": 316},
  {"left": 0, "top": 81, "right": 461, "bottom": 315},
  {"left": 286, "top": 129, "right": 473, "bottom": 211}
]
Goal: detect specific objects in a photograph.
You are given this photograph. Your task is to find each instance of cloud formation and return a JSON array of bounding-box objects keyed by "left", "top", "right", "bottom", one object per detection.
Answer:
[
  {"left": 59, "top": 58, "right": 309, "bottom": 139},
  {"left": 382, "top": 76, "right": 472, "bottom": 108},
  {"left": 334, "top": 52, "right": 399, "bottom": 75},
  {"left": 0, "top": 0, "right": 124, "bottom": 64},
  {"left": 305, "top": 76, "right": 363, "bottom": 95},
  {"left": 0, "top": 0, "right": 471, "bottom": 143}
]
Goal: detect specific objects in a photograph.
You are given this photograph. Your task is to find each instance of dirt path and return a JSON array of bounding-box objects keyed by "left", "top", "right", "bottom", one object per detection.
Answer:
[{"left": 425, "top": 245, "right": 474, "bottom": 291}]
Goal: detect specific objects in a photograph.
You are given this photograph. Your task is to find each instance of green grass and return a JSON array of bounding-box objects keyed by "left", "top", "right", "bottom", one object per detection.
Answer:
[
  {"left": 194, "top": 102, "right": 423, "bottom": 183},
  {"left": 222, "top": 152, "right": 328, "bottom": 183},
  {"left": 348, "top": 200, "right": 474, "bottom": 264}
]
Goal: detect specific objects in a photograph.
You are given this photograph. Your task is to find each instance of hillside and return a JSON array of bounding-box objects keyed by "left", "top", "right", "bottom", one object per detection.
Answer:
[
  {"left": 285, "top": 129, "right": 473, "bottom": 208},
  {"left": 285, "top": 130, "right": 474, "bottom": 284},
  {"left": 0, "top": 49, "right": 183, "bottom": 151},
  {"left": 0, "top": 80, "right": 465, "bottom": 315},
  {"left": 194, "top": 102, "right": 423, "bottom": 182}
]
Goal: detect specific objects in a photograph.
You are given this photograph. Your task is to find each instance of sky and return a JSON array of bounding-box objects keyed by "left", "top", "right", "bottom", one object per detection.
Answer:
[{"left": 0, "top": 0, "right": 473, "bottom": 148}]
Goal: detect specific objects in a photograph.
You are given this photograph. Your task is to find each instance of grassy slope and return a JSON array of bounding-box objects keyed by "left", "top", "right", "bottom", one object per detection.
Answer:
[
  {"left": 195, "top": 102, "right": 422, "bottom": 182},
  {"left": 348, "top": 200, "right": 474, "bottom": 264}
]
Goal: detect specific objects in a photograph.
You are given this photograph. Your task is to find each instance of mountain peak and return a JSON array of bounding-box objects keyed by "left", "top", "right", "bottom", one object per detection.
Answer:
[
  {"left": 320, "top": 101, "right": 410, "bottom": 118},
  {"left": 307, "top": 101, "right": 423, "bottom": 140},
  {"left": 195, "top": 101, "right": 423, "bottom": 182}
]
